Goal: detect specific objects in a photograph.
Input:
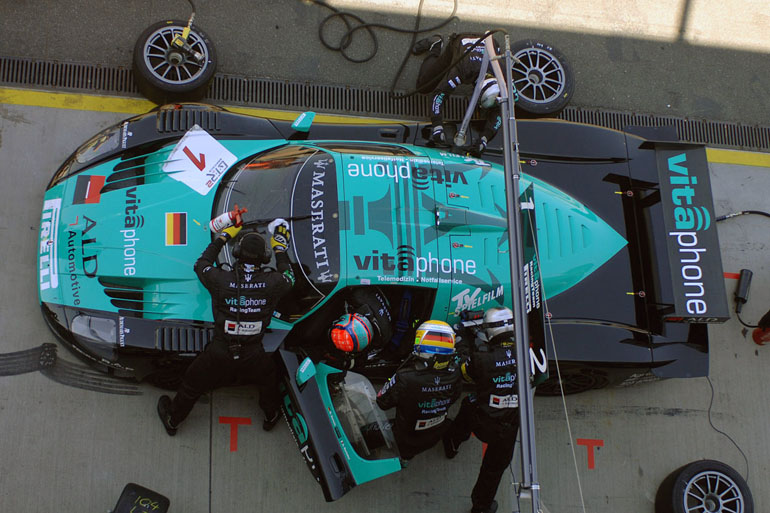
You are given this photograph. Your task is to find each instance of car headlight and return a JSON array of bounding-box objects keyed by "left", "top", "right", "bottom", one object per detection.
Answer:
[
  {"left": 70, "top": 313, "right": 117, "bottom": 362},
  {"left": 48, "top": 124, "right": 122, "bottom": 189}
]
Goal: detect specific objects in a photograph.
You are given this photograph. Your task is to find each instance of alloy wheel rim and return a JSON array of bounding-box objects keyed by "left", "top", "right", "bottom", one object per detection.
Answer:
[
  {"left": 512, "top": 47, "right": 567, "bottom": 104},
  {"left": 684, "top": 470, "right": 744, "bottom": 512},
  {"left": 143, "top": 26, "right": 210, "bottom": 85}
]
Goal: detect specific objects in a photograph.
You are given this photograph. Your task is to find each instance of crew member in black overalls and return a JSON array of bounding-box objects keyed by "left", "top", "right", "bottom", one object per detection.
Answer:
[
  {"left": 443, "top": 307, "right": 520, "bottom": 513},
  {"left": 414, "top": 34, "right": 502, "bottom": 156},
  {"left": 157, "top": 219, "right": 295, "bottom": 435},
  {"left": 376, "top": 320, "right": 462, "bottom": 465}
]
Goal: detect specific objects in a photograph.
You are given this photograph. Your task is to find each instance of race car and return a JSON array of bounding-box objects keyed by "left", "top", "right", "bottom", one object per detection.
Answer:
[{"left": 37, "top": 103, "right": 728, "bottom": 500}]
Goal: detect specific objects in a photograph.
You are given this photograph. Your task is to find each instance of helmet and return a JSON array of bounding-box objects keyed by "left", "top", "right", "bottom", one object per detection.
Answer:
[
  {"left": 233, "top": 231, "right": 271, "bottom": 264},
  {"left": 413, "top": 320, "right": 456, "bottom": 357},
  {"left": 330, "top": 313, "right": 373, "bottom": 353},
  {"left": 479, "top": 77, "right": 500, "bottom": 109},
  {"left": 483, "top": 307, "right": 514, "bottom": 340}
]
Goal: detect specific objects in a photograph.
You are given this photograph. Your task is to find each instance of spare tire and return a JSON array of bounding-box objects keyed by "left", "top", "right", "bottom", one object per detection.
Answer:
[
  {"left": 133, "top": 20, "right": 217, "bottom": 104},
  {"left": 655, "top": 459, "right": 753, "bottom": 513},
  {"left": 509, "top": 39, "right": 574, "bottom": 115}
]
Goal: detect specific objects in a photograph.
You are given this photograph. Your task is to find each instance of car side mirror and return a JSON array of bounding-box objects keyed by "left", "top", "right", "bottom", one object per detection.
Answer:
[
  {"left": 296, "top": 357, "right": 317, "bottom": 387},
  {"left": 291, "top": 111, "right": 315, "bottom": 133}
]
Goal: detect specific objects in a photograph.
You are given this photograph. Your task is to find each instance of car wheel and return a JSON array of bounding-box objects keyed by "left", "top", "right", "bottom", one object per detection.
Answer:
[
  {"left": 655, "top": 460, "right": 753, "bottom": 513},
  {"left": 510, "top": 39, "right": 574, "bottom": 116},
  {"left": 132, "top": 20, "right": 217, "bottom": 104},
  {"left": 534, "top": 370, "right": 608, "bottom": 396}
]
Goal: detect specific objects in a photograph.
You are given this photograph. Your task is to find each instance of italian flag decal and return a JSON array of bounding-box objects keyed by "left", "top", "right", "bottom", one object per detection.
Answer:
[{"left": 165, "top": 212, "right": 187, "bottom": 246}]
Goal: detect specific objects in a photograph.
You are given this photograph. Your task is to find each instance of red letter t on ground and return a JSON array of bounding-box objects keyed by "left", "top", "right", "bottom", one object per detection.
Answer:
[
  {"left": 219, "top": 416, "right": 252, "bottom": 452},
  {"left": 576, "top": 438, "right": 604, "bottom": 470}
]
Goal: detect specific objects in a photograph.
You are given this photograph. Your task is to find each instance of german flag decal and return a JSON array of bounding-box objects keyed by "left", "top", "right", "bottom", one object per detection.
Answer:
[
  {"left": 165, "top": 212, "right": 187, "bottom": 246},
  {"left": 73, "top": 175, "right": 106, "bottom": 204}
]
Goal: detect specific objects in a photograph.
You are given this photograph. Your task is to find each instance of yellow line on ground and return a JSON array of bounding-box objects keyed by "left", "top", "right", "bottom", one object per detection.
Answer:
[
  {"left": 0, "top": 86, "right": 398, "bottom": 125},
  {"left": 0, "top": 87, "right": 153, "bottom": 114},
  {"left": 706, "top": 148, "right": 770, "bottom": 168}
]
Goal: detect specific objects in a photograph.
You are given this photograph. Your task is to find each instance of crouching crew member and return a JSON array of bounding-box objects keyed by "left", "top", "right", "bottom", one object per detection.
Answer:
[
  {"left": 443, "top": 307, "right": 519, "bottom": 513},
  {"left": 157, "top": 219, "right": 295, "bottom": 435},
  {"left": 414, "top": 33, "right": 502, "bottom": 156},
  {"left": 376, "top": 320, "right": 462, "bottom": 465}
]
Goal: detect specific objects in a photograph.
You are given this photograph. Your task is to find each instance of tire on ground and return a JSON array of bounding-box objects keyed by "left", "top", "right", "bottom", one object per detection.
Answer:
[
  {"left": 655, "top": 459, "right": 753, "bottom": 513},
  {"left": 132, "top": 20, "right": 217, "bottom": 104},
  {"left": 509, "top": 39, "right": 574, "bottom": 116}
]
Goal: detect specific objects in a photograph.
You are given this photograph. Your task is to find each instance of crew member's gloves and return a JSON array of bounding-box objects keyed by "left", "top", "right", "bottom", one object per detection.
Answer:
[
  {"left": 220, "top": 225, "right": 242, "bottom": 241},
  {"left": 431, "top": 125, "right": 447, "bottom": 145},
  {"left": 471, "top": 136, "right": 488, "bottom": 157},
  {"left": 268, "top": 218, "right": 291, "bottom": 252}
]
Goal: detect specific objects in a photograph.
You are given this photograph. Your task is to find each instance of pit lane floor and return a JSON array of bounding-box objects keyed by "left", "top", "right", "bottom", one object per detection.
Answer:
[{"left": 1, "top": 89, "right": 769, "bottom": 513}]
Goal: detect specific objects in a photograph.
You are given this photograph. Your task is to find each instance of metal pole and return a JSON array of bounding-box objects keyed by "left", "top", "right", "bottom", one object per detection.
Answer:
[{"left": 488, "top": 33, "right": 542, "bottom": 513}]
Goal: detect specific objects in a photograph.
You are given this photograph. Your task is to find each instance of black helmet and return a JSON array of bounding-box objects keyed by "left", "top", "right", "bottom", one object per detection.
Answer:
[{"left": 233, "top": 232, "right": 271, "bottom": 264}]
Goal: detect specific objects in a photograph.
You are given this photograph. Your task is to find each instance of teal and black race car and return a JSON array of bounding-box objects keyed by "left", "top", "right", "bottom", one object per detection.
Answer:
[{"left": 37, "top": 103, "right": 729, "bottom": 500}]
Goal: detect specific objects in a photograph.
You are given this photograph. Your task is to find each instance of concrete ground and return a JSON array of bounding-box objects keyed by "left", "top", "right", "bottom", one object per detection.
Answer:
[
  {"left": 0, "top": 1, "right": 768, "bottom": 126},
  {"left": 0, "top": 1, "right": 769, "bottom": 512}
]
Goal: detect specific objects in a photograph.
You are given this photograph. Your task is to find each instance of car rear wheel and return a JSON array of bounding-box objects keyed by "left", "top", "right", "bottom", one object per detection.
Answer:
[
  {"left": 510, "top": 39, "right": 574, "bottom": 116},
  {"left": 133, "top": 20, "right": 217, "bottom": 104},
  {"left": 655, "top": 460, "right": 753, "bottom": 513}
]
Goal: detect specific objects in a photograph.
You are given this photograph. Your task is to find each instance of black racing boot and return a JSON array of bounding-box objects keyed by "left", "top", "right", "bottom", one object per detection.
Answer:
[
  {"left": 412, "top": 35, "right": 442, "bottom": 56},
  {"left": 157, "top": 395, "right": 178, "bottom": 436},
  {"left": 262, "top": 410, "right": 281, "bottom": 431},
  {"left": 442, "top": 433, "right": 459, "bottom": 459}
]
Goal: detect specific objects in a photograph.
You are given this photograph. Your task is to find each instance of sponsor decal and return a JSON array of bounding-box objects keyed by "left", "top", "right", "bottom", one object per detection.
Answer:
[
  {"left": 280, "top": 385, "right": 319, "bottom": 477},
  {"left": 308, "top": 159, "right": 334, "bottom": 282},
  {"left": 293, "top": 153, "right": 340, "bottom": 292},
  {"left": 420, "top": 383, "right": 452, "bottom": 393},
  {"left": 417, "top": 398, "right": 452, "bottom": 409},
  {"left": 489, "top": 394, "right": 518, "bottom": 409},
  {"left": 73, "top": 175, "right": 106, "bottom": 204},
  {"left": 656, "top": 148, "right": 728, "bottom": 321},
  {"left": 354, "top": 249, "right": 476, "bottom": 278},
  {"left": 225, "top": 295, "right": 267, "bottom": 314},
  {"left": 121, "top": 187, "right": 143, "bottom": 276},
  {"left": 346, "top": 158, "right": 468, "bottom": 187},
  {"left": 415, "top": 414, "right": 446, "bottom": 431},
  {"left": 227, "top": 280, "right": 266, "bottom": 289},
  {"left": 120, "top": 121, "right": 133, "bottom": 149},
  {"left": 39, "top": 198, "right": 61, "bottom": 291},
  {"left": 65, "top": 215, "right": 99, "bottom": 304},
  {"left": 162, "top": 125, "right": 237, "bottom": 195},
  {"left": 118, "top": 316, "right": 129, "bottom": 347},
  {"left": 165, "top": 212, "right": 187, "bottom": 246},
  {"left": 452, "top": 285, "right": 504, "bottom": 314},
  {"left": 493, "top": 372, "right": 516, "bottom": 384},
  {"left": 224, "top": 320, "right": 263, "bottom": 336},
  {"left": 523, "top": 260, "right": 541, "bottom": 314}
]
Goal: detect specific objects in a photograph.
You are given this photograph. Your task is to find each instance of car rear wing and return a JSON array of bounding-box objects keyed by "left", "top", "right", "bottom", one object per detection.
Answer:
[{"left": 633, "top": 141, "right": 729, "bottom": 323}]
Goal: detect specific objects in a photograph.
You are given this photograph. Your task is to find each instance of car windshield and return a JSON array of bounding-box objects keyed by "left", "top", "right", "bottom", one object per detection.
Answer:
[{"left": 213, "top": 145, "right": 341, "bottom": 321}]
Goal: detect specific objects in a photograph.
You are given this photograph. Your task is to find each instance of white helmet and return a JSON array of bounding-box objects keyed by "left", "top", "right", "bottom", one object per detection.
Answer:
[
  {"left": 479, "top": 78, "right": 500, "bottom": 109},
  {"left": 483, "top": 307, "right": 514, "bottom": 340}
]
